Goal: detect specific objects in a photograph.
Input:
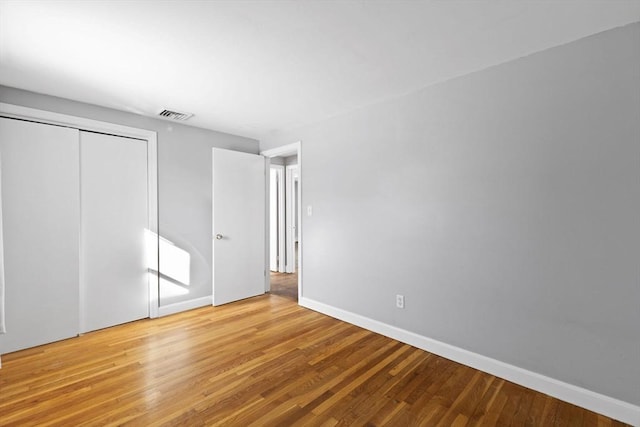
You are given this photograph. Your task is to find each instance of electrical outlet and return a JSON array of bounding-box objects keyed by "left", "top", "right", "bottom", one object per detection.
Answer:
[{"left": 396, "top": 294, "right": 405, "bottom": 309}]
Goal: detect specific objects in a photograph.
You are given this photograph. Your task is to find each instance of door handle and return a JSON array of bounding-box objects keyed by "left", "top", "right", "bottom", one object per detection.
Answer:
[{"left": 215, "top": 234, "right": 223, "bottom": 240}]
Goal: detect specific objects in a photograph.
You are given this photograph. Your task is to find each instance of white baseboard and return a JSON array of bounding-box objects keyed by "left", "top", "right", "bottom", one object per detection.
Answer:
[
  {"left": 158, "top": 296, "right": 212, "bottom": 317},
  {"left": 299, "top": 297, "right": 640, "bottom": 426}
]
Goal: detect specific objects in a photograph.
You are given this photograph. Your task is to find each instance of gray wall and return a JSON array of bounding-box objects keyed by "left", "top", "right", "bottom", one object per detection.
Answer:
[
  {"left": 261, "top": 23, "right": 640, "bottom": 405},
  {"left": 0, "top": 85, "right": 259, "bottom": 306}
]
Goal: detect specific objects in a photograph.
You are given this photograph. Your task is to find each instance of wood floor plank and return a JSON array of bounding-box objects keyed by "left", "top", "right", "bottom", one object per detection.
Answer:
[{"left": 0, "top": 288, "right": 631, "bottom": 426}]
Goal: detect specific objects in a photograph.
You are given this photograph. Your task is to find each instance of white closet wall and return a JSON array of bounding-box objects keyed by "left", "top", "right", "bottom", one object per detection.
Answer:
[{"left": 0, "top": 118, "right": 80, "bottom": 354}]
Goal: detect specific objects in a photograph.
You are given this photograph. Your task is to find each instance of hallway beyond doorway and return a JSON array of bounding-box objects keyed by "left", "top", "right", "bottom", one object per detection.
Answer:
[{"left": 269, "top": 271, "right": 297, "bottom": 301}]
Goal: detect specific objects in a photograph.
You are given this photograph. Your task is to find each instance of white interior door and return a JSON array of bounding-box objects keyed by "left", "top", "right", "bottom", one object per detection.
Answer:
[
  {"left": 80, "top": 131, "right": 149, "bottom": 332},
  {"left": 212, "top": 148, "right": 265, "bottom": 306},
  {"left": 0, "top": 118, "right": 80, "bottom": 354}
]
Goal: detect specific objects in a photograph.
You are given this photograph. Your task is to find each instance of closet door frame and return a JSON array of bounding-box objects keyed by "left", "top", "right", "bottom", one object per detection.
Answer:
[{"left": 0, "top": 102, "right": 159, "bottom": 319}]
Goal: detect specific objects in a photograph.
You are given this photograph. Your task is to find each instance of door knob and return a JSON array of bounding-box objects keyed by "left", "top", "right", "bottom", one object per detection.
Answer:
[{"left": 215, "top": 234, "right": 223, "bottom": 240}]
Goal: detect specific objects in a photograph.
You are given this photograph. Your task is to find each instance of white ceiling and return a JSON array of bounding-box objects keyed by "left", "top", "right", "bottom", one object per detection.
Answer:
[{"left": 1, "top": 1, "right": 638, "bottom": 140}]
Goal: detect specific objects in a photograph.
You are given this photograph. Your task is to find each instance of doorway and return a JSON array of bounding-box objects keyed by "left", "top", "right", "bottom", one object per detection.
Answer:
[{"left": 261, "top": 142, "right": 302, "bottom": 302}]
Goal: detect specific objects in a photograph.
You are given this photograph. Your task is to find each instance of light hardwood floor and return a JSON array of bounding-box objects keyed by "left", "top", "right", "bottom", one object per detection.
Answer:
[{"left": 0, "top": 293, "right": 628, "bottom": 426}]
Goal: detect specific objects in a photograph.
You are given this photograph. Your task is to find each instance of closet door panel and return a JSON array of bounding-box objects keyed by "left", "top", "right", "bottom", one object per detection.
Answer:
[
  {"left": 0, "top": 117, "right": 80, "bottom": 354},
  {"left": 80, "top": 131, "right": 149, "bottom": 333}
]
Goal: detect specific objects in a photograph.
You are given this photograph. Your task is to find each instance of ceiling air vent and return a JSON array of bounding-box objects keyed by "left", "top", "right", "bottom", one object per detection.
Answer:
[{"left": 158, "top": 109, "right": 193, "bottom": 121}]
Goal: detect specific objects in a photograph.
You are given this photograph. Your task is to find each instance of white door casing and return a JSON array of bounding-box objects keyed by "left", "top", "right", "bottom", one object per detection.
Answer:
[{"left": 212, "top": 148, "right": 266, "bottom": 306}]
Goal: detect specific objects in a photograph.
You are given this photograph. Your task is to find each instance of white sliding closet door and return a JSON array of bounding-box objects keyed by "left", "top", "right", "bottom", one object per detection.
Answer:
[
  {"left": 0, "top": 117, "right": 80, "bottom": 354},
  {"left": 80, "top": 131, "right": 149, "bottom": 333}
]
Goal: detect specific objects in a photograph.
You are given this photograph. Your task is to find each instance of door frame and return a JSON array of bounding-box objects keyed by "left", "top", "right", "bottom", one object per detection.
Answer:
[
  {"left": 260, "top": 142, "right": 302, "bottom": 300},
  {"left": 0, "top": 102, "right": 160, "bottom": 318}
]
